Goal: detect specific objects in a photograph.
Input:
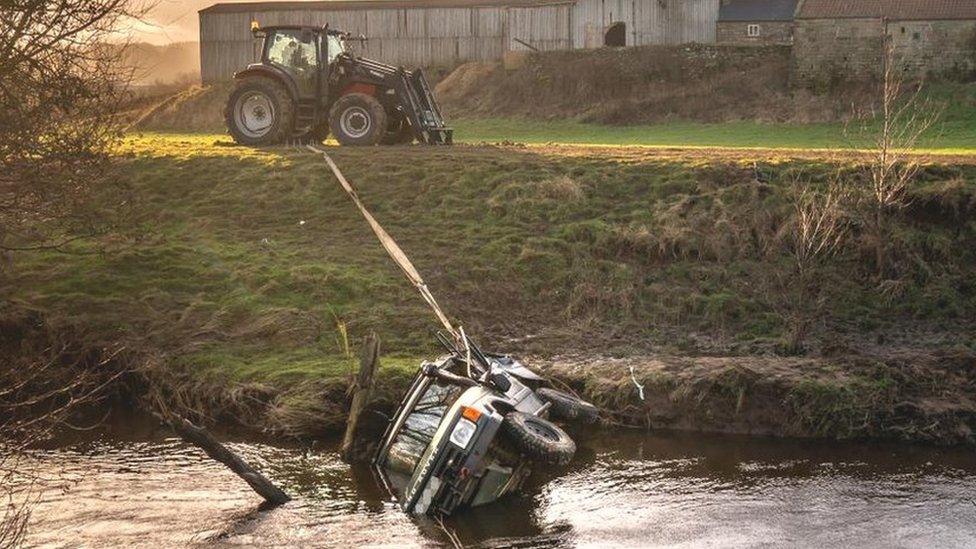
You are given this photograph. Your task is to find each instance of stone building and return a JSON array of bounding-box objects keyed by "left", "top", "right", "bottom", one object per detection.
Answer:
[
  {"left": 716, "top": 0, "right": 798, "bottom": 46},
  {"left": 793, "top": 0, "right": 976, "bottom": 82}
]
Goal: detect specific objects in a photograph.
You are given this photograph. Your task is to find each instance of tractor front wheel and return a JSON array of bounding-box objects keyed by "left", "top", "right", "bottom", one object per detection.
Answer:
[
  {"left": 224, "top": 76, "right": 294, "bottom": 146},
  {"left": 328, "top": 93, "right": 388, "bottom": 146}
]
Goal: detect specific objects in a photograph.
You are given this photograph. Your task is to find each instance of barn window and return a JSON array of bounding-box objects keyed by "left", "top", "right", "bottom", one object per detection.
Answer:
[
  {"left": 913, "top": 31, "right": 920, "bottom": 40},
  {"left": 747, "top": 24, "right": 761, "bottom": 37},
  {"left": 605, "top": 22, "right": 626, "bottom": 47}
]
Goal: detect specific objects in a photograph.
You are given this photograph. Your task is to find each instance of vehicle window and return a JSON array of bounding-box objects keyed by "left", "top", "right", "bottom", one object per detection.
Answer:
[
  {"left": 266, "top": 30, "right": 317, "bottom": 95},
  {"left": 326, "top": 35, "right": 345, "bottom": 64},
  {"left": 384, "top": 382, "right": 460, "bottom": 477}
]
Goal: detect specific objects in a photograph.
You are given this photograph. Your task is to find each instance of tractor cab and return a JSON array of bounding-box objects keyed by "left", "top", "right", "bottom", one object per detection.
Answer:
[{"left": 225, "top": 24, "right": 452, "bottom": 146}]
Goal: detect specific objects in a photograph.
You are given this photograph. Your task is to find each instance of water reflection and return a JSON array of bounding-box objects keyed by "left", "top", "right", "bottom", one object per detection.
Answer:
[{"left": 23, "top": 427, "right": 976, "bottom": 548}]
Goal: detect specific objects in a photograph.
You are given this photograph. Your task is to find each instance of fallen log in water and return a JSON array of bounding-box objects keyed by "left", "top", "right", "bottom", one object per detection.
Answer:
[
  {"left": 156, "top": 411, "right": 291, "bottom": 505},
  {"left": 342, "top": 332, "right": 380, "bottom": 462}
]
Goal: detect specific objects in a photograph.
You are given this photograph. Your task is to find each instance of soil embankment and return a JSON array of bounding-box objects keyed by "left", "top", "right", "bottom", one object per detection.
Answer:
[
  {"left": 3, "top": 136, "right": 975, "bottom": 446},
  {"left": 435, "top": 45, "right": 872, "bottom": 124}
]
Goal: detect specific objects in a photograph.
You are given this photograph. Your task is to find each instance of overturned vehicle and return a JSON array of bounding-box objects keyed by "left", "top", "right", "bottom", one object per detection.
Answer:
[{"left": 374, "top": 338, "right": 598, "bottom": 516}]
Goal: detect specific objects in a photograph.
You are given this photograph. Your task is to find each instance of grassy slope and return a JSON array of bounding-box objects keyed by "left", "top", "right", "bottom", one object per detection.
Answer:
[
  {"left": 6, "top": 133, "right": 976, "bottom": 435},
  {"left": 452, "top": 84, "right": 976, "bottom": 151}
]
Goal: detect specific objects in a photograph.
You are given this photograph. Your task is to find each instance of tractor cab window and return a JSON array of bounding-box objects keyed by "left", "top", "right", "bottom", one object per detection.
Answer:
[
  {"left": 326, "top": 34, "right": 345, "bottom": 64},
  {"left": 266, "top": 29, "right": 318, "bottom": 96}
]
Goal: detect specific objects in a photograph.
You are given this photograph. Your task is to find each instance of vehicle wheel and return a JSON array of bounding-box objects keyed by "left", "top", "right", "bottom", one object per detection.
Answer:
[
  {"left": 537, "top": 388, "right": 600, "bottom": 423},
  {"left": 381, "top": 117, "right": 414, "bottom": 145},
  {"left": 501, "top": 412, "right": 576, "bottom": 466},
  {"left": 328, "top": 93, "right": 388, "bottom": 146},
  {"left": 224, "top": 76, "right": 294, "bottom": 146}
]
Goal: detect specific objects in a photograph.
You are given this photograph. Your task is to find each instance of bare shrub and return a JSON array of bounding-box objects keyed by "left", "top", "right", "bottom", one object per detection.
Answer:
[
  {"left": 850, "top": 36, "right": 942, "bottom": 280},
  {"left": 0, "top": 0, "right": 146, "bottom": 253},
  {"left": 1, "top": 1, "right": 145, "bottom": 543},
  {"left": 0, "top": 319, "right": 127, "bottom": 547},
  {"left": 767, "top": 178, "right": 849, "bottom": 353}
]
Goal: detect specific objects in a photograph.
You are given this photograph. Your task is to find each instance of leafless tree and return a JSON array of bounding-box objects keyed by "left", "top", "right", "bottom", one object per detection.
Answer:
[
  {"left": 0, "top": 0, "right": 148, "bottom": 255},
  {"left": 2, "top": 1, "right": 147, "bottom": 544},
  {"left": 856, "top": 34, "right": 942, "bottom": 279}
]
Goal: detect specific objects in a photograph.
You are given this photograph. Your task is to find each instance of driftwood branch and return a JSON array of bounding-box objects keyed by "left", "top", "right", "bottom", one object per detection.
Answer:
[
  {"left": 156, "top": 412, "right": 290, "bottom": 505},
  {"left": 341, "top": 332, "right": 380, "bottom": 462}
]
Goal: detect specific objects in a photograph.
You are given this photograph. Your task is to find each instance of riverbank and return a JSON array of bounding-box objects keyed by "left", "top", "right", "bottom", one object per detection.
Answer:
[{"left": 2, "top": 133, "right": 974, "bottom": 446}]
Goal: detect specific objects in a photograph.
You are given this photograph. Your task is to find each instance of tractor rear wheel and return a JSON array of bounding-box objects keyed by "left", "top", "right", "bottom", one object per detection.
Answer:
[
  {"left": 224, "top": 76, "right": 294, "bottom": 146},
  {"left": 328, "top": 93, "right": 388, "bottom": 146}
]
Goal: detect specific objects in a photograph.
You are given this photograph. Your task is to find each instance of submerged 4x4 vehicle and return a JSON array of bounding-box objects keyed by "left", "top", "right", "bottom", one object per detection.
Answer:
[
  {"left": 375, "top": 338, "right": 599, "bottom": 516},
  {"left": 225, "top": 24, "right": 452, "bottom": 146}
]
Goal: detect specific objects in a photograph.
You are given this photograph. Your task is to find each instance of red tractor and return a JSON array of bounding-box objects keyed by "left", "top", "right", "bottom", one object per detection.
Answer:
[{"left": 225, "top": 25, "right": 452, "bottom": 146}]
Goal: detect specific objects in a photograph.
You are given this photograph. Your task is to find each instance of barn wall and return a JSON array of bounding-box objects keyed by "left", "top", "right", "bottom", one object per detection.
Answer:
[
  {"left": 200, "top": 0, "right": 719, "bottom": 83},
  {"left": 572, "top": 0, "right": 718, "bottom": 49}
]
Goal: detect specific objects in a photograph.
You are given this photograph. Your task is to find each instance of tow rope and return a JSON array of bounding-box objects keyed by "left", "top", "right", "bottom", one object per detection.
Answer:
[{"left": 306, "top": 144, "right": 461, "bottom": 343}]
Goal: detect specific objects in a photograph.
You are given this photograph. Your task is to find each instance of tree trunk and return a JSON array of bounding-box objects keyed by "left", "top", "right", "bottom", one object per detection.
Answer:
[
  {"left": 342, "top": 332, "right": 380, "bottom": 462},
  {"left": 159, "top": 412, "right": 291, "bottom": 505}
]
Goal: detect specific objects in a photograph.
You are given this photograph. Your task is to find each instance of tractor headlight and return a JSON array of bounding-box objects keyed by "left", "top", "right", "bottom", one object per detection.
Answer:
[{"left": 449, "top": 418, "right": 477, "bottom": 449}]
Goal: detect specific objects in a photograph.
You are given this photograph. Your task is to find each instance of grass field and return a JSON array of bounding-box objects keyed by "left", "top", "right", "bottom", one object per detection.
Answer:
[
  {"left": 451, "top": 116, "right": 976, "bottom": 153},
  {"left": 5, "top": 132, "right": 975, "bottom": 435}
]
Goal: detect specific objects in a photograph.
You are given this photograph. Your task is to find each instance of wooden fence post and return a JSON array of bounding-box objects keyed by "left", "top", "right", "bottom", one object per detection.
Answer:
[{"left": 342, "top": 332, "right": 379, "bottom": 462}]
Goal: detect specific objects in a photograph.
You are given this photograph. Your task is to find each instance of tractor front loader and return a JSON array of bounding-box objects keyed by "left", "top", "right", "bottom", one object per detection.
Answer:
[{"left": 224, "top": 25, "right": 452, "bottom": 146}]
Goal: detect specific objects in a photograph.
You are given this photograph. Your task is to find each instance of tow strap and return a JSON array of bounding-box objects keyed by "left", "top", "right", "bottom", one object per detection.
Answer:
[{"left": 306, "top": 144, "right": 460, "bottom": 342}]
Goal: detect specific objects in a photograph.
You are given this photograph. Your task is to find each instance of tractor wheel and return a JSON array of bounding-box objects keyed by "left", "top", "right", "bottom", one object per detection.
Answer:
[
  {"left": 328, "top": 93, "right": 388, "bottom": 146},
  {"left": 501, "top": 412, "right": 576, "bottom": 466},
  {"left": 224, "top": 76, "right": 294, "bottom": 146},
  {"left": 381, "top": 117, "right": 414, "bottom": 145}
]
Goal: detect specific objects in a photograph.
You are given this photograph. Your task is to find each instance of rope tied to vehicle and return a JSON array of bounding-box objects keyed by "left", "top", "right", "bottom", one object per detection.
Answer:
[{"left": 306, "top": 144, "right": 461, "bottom": 344}]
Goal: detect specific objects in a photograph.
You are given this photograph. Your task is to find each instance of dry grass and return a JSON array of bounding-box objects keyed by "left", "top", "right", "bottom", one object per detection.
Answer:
[{"left": 436, "top": 44, "right": 874, "bottom": 125}]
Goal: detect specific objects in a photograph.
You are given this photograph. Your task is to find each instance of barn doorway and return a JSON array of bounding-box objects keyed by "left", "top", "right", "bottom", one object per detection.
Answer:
[{"left": 605, "top": 22, "right": 626, "bottom": 47}]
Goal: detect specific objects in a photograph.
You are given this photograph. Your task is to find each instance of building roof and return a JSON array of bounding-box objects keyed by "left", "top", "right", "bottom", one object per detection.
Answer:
[
  {"left": 797, "top": 0, "right": 976, "bottom": 21},
  {"left": 200, "top": 0, "right": 572, "bottom": 13},
  {"left": 718, "top": 0, "right": 798, "bottom": 22}
]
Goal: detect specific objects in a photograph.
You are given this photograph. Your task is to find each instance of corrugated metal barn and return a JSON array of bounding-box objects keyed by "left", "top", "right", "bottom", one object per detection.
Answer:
[{"left": 200, "top": 0, "right": 719, "bottom": 83}]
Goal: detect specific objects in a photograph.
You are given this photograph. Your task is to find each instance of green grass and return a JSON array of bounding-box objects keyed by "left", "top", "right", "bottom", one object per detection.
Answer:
[
  {"left": 451, "top": 82, "right": 976, "bottom": 153},
  {"left": 5, "top": 133, "right": 975, "bottom": 423},
  {"left": 452, "top": 117, "right": 976, "bottom": 152}
]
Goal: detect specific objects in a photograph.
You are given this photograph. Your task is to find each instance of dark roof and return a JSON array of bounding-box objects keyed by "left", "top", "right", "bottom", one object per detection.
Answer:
[
  {"left": 797, "top": 0, "right": 976, "bottom": 20},
  {"left": 200, "top": 0, "right": 571, "bottom": 13},
  {"left": 718, "top": 0, "right": 798, "bottom": 22}
]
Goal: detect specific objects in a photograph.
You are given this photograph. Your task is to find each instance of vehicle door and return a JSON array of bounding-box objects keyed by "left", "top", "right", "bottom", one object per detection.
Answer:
[{"left": 264, "top": 28, "right": 319, "bottom": 98}]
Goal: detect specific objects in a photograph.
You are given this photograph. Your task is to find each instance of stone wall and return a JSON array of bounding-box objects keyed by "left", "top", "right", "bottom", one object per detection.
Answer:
[
  {"left": 717, "top": 21, "right": 793, "bottom": 46},
  {"left": 889, "top": 20, "right": 976, "bottom": 78},
  {"left": 794, "top": 18, "right": 976, "bottom": 84}
]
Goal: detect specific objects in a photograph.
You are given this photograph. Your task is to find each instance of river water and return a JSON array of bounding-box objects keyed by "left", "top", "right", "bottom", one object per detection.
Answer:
[{"left": 22, "top": 426, "right": 976, "bottom": 548}]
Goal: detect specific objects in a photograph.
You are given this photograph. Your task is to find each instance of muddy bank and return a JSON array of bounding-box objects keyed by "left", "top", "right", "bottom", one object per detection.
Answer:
[
  {"left": 540, "top": 348, "right": 976, "bottom": 446},
  {"left": 144, "top": 345, "right": 976, "bottom": 448}
]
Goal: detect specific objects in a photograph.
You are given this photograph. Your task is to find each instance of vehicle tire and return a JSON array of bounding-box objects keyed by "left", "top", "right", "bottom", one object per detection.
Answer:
[
  {"left": 537, "top": 388, "right": 600, "bottom": 424},
  {"left": 381, "top": 116, "right": 414, "bottom": 145},
  {"left": 501, "top": 412, "right": 576, "bottom": 466},
  {"left": 224, "top": 76, "right": 294, "bottom": 146},
  {"left": 328, "top": 93, "right": 388, "bottom": 146}
]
